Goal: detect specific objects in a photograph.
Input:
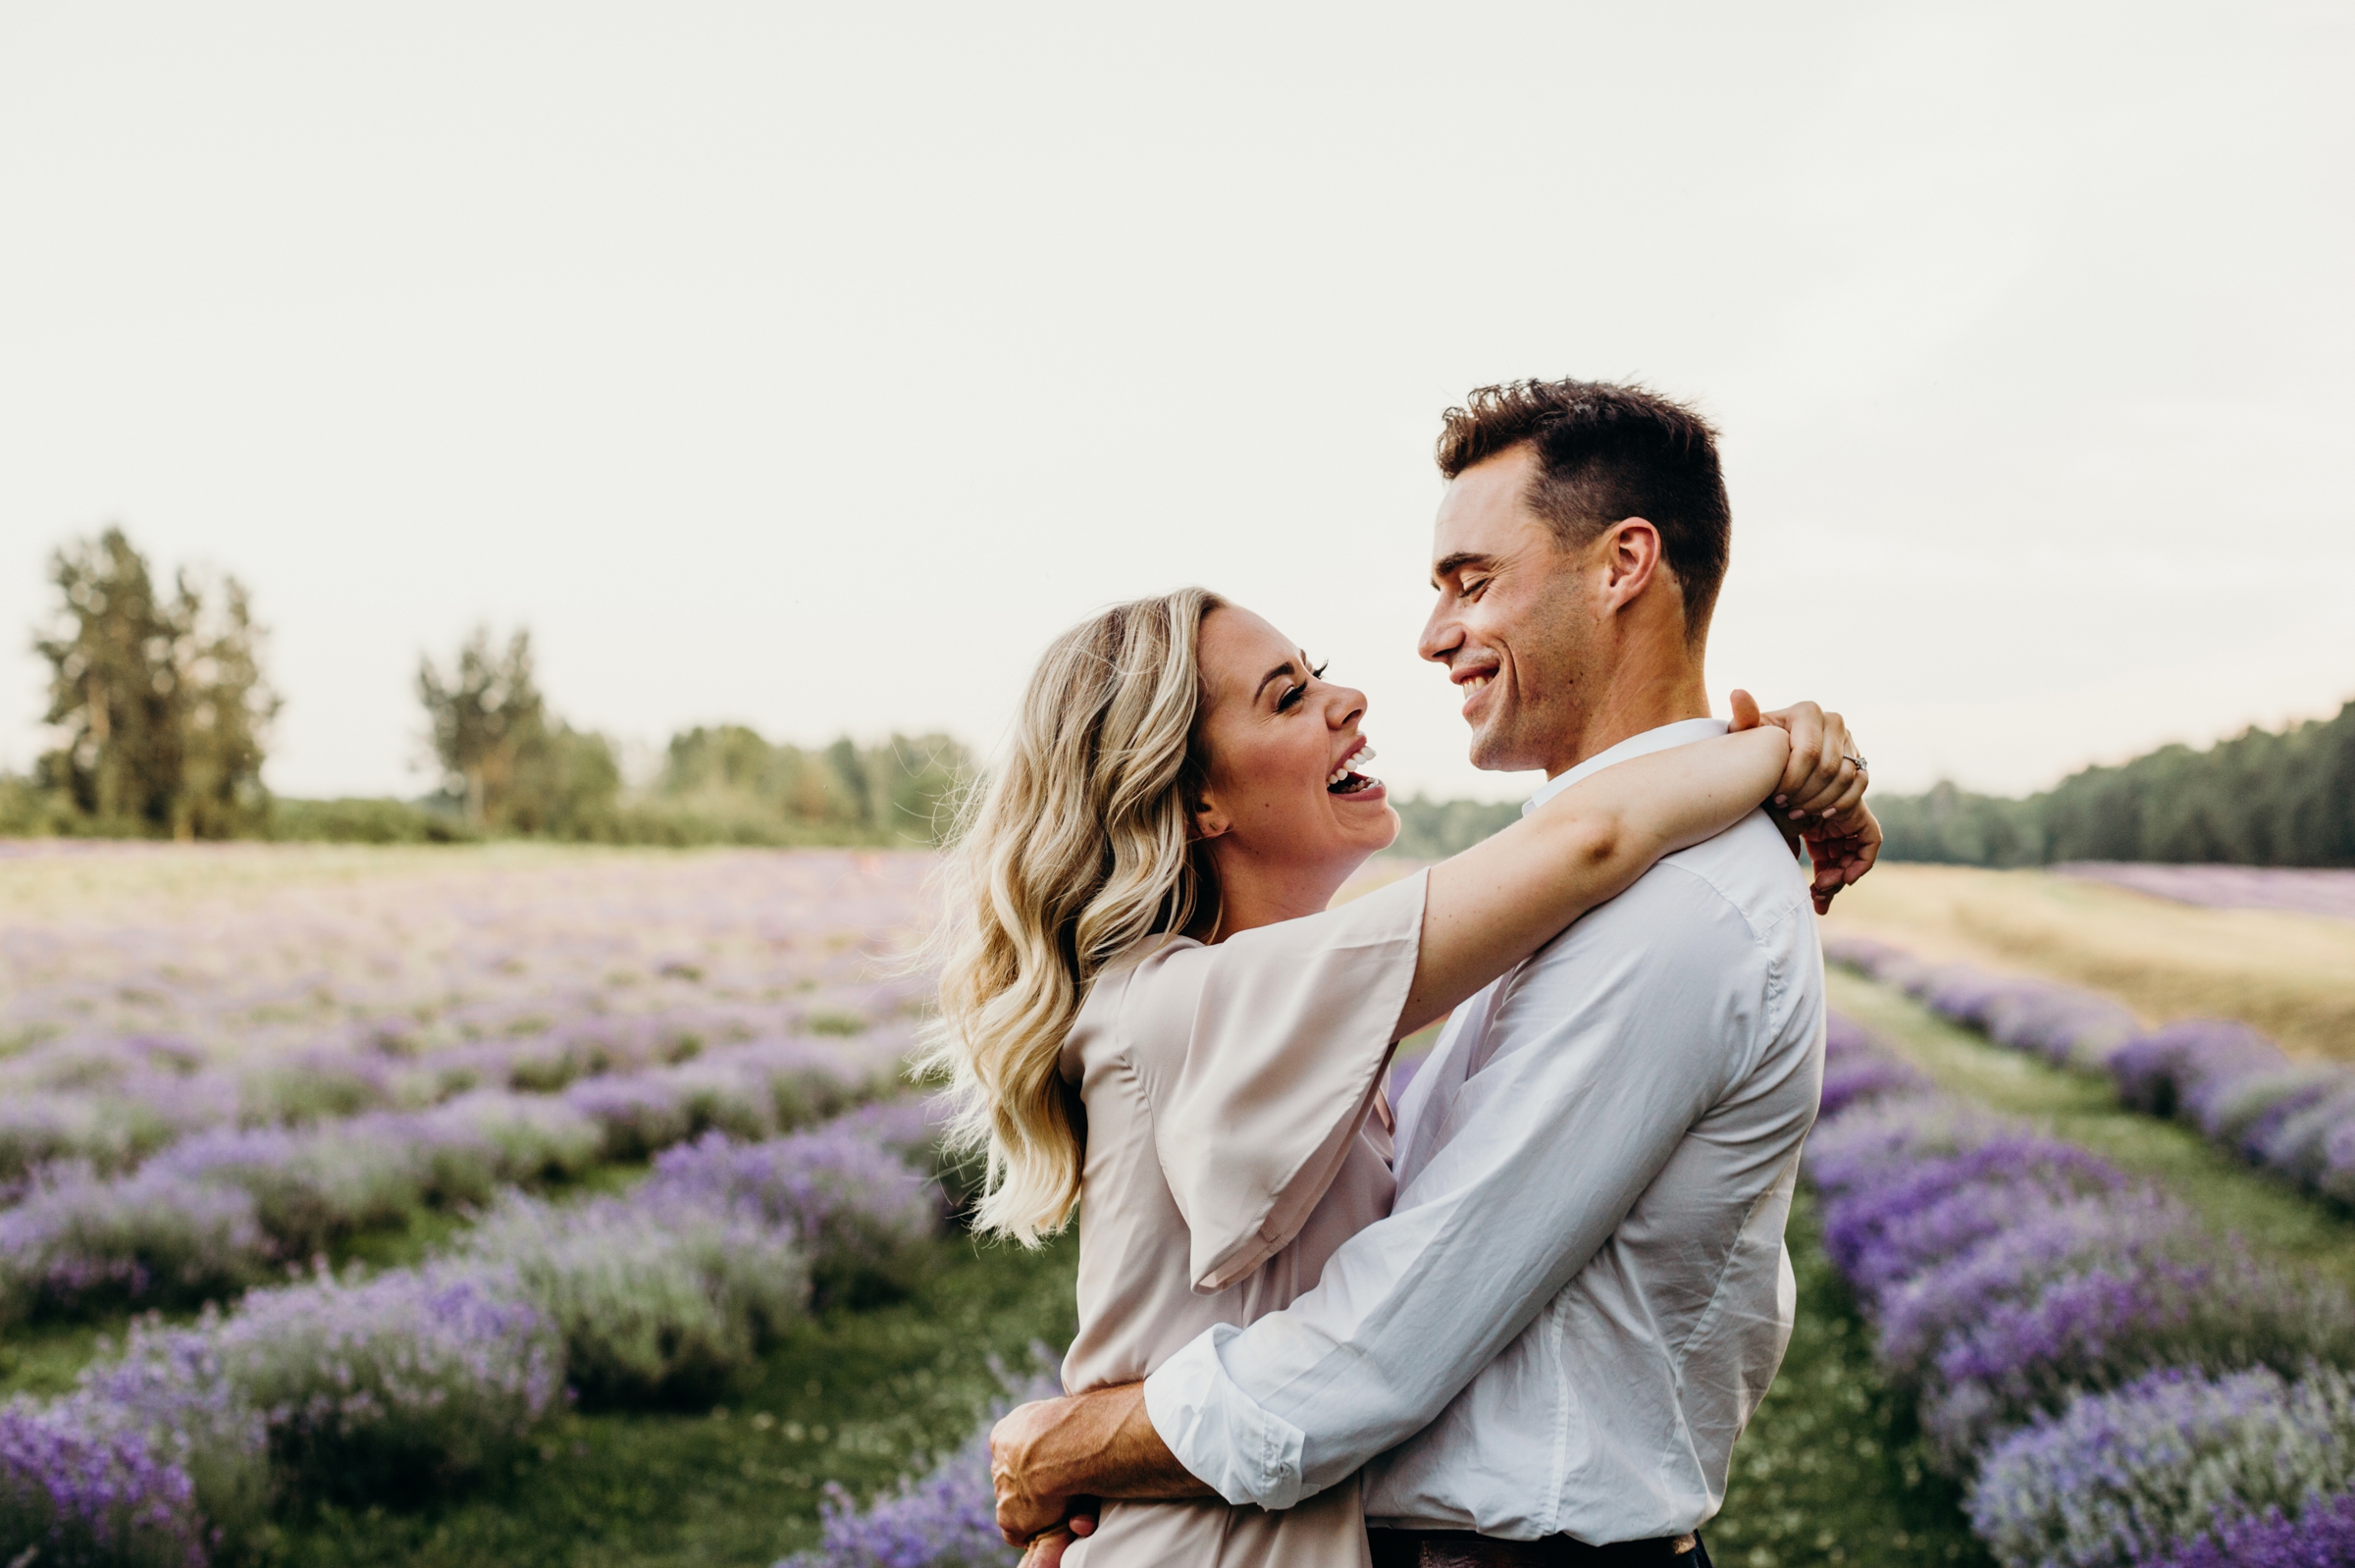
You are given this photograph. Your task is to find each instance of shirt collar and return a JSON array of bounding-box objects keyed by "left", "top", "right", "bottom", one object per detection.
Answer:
[{"left": 1521, "top": 716, "right": 1731, "bottom": 817}]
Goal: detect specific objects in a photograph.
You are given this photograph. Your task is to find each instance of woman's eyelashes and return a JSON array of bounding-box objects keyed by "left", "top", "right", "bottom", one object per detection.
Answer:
[{"left": 1276, "top": 662, "right": 1329, "bottom": 713}]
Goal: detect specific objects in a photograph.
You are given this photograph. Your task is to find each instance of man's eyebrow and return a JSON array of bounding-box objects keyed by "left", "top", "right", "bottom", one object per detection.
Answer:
[
  {"left": 1431, "top": 551, "right": 1492, "bottom": 588},
  {"left": 1253, "top": 655, "right": 1304, "bottom": 701}
]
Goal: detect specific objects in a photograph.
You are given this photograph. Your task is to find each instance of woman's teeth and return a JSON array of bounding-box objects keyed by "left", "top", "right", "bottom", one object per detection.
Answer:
[{"left": 1327, "top": 743, "right": 1380, "bottom": 793}]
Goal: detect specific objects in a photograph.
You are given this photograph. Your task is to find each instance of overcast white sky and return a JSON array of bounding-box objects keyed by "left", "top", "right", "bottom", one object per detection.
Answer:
[{"left": 3, "top": 3, "right": 2348, "bottom": 804}]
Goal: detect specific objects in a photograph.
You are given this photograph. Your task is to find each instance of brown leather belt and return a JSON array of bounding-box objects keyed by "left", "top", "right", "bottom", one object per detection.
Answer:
[{"left": 1369, "top": 1529, "right": 1707, "bottom": 1568}]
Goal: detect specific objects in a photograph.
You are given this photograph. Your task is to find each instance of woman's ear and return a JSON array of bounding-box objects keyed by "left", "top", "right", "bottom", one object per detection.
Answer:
[{"left": 1188, "top": 791, "right": 1231, "bottom": 842}]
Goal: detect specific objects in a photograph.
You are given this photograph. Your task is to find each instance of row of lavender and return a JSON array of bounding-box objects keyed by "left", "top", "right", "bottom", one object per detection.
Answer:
[
  {"left": 780, "top": 1366, "right": 1056, "bottom": 1568},
  {"left": 1, "top": 1032, "right": 902, "bottom": 1326},
  {"left": 0, "top": 1095, "right": 953, "bottom": 1568},
  {"left": 1815, "top": 1017, "right": 2355, "bottom": 1568},
  {"left": 1, "top": 850, "right": 932, "bottom": 1187},
  {"left": 1825, "top": 934, "right": 2355, "bottom": 1206}
]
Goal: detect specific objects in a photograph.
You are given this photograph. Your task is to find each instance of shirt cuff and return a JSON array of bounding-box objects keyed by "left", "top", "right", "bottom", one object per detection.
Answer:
[{"left": 1141, "top": 1326, "right": 1308, "bottom": 1511}]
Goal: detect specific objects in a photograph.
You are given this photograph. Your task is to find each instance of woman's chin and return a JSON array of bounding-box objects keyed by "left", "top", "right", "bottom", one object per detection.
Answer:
[{"left": 1334, "top": 795, "right": 1400, "bottom": 855}]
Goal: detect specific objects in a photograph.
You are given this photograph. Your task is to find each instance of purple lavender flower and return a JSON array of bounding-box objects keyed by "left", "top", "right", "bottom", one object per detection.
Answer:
[
  {"left": 1979, "top": 984, "right": 2139, "bottom": 1071},
  {"left": 1804, "top": 1093, "right": 2003, "bottom": 1204},
  {"left": 456, "top": 1190, "right": 809, "bottom": 1405},
  {"left": 2146, "top": 1488, "right": 2355, "bottom": 1568},
  {"left": 1817, "top": 1050, "right": 1930, "bottom": 1119},
  {"left": 1921, "top": 1250, "right": 2351, "bottom": 1467},
  {"left": 209, "top": 1260, "right": 564, "bottom": 1495},
  {"left": 561, "top": 1072, "right": 695, "bottom": 1160},
  {"left": 780, "top": 1367, "right": 1061, "bottom": 1568},
  {"left": 2052, "top": 862, "right": 2355, "bottom": 923},
  {"left": 2109, "top": 1019, "right": 2288, "bottom": 1122},
  {"left": 73, "top": 1320, "right": 273, "bottom": 1550},
  {"left": 145, "top": 1121, "right": 426, "bottom": 1256},
  {"left": 1820, "top": 1135, "right": 2127, "bottom": 1300},
  {"left": 0, "top": 1395, "right": 208, "bottom": 1568},
  {"left": 408, "top": 1090, "right": 602, "bottom": 1201},
  {"left": 1873, "top": 1188, "right": 2199, "bottom": 1384},
  {"left": 1969, "top": 1364, "right": 2355, "bottom": 1568},
  {"left": 2, "top": 847, "right": 935, "bottom": 1218},
  {"left": 2197, "top": 1067, "right": 2343, "bottom": 1162},
  {"left": 648, "top": 1122, "right": 941, "bottom": 1303},
  {"left": 0, "top": 1162, "right": 266, "bottom": 1322}
]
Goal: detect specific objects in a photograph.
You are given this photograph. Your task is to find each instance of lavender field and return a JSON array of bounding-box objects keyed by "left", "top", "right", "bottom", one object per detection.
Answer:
[
  {"left": 2054, "top": 862, "right": 2355, "bottom": 923},
  {"left": 1818, "top": 862, "right": 2355, "bottom": 1059},
  {"left": 1809, "top": 1015, "right": 2355, "bottom": 1567},
  {"left": 15, "top": 844, "right": 2355, "bottom": 1568},
  {"left": 0, "top": 844, "right": 1083, "bottom": 1568}
]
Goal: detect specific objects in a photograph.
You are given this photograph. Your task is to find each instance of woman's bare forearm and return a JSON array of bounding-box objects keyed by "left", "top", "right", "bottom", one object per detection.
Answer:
[{"left": 1396, "top": 728, "right": 1787, "bottom": 1037}]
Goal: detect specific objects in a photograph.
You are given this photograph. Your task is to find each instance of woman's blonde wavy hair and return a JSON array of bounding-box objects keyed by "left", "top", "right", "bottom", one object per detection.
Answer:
[{"left": 917, "top": 588, "right": 1227, "bottom": 1246}]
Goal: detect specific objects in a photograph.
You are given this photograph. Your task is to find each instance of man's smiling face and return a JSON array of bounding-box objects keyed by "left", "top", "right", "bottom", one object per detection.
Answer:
[{"left": 1417, "top": 444, "right": 1598, "bottom": 776}]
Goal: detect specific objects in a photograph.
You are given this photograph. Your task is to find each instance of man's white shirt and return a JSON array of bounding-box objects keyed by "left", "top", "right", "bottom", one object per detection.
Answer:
[{"left": 1143, "top": 717, "right": 1827, "bottom": 1542}]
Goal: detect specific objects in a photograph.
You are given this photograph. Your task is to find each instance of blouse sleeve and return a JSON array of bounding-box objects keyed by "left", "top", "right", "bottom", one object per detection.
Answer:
[{"left": 1125, "top": 869, "right": 1428, "bottom": 1293}]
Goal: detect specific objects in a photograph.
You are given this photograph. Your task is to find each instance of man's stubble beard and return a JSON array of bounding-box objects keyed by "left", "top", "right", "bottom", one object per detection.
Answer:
[{"left": 1467, "top": 607, "right": 1600, "bottom": 775}]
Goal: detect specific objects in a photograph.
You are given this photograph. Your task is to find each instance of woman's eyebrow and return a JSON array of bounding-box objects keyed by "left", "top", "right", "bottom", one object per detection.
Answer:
[{"left": 1253, "top": 658, "right": 1301, "bottom": 701}]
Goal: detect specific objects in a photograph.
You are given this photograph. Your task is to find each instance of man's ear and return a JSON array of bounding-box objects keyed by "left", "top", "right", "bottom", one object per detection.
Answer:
[{"left": 1598, "top": 517, "right": 1664, "bottom": 610}]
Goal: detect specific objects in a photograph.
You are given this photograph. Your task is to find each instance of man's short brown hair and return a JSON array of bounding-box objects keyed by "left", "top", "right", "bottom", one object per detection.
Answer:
[{"left": 1437, "top": 379, "right": 1731, "bottom": 643}]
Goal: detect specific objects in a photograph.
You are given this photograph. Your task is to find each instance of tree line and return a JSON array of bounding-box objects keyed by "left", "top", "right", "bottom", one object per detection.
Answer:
[
  {"left": 1875, "top": 700, "right": 2355, "bottom": 867},
  {"left": 15, "top": 526, "right": 2348, "bottom": 864},
  {"left": 1, "top": 526, "right": 973, "bottom": 847}
]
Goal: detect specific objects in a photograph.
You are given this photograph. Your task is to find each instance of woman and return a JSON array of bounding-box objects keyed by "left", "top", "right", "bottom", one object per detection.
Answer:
[{"left": 921, "top": 589, "right": 1871, "bottom": 1567}]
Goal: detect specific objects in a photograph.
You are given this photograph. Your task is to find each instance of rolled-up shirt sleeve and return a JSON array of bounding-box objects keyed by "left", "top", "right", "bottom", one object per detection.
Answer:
[{"left": 1143, "top": 863, "right": 1772, "bottom": 1506}]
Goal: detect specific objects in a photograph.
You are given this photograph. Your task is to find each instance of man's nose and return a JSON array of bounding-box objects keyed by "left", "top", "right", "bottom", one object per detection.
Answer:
[{"left": 1417, "top": 600, "right": 1459, "bottom": 664}]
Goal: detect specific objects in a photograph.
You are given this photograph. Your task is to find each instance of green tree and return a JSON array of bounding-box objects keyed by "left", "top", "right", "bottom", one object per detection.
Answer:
[
  {"left": 1868, "top": 699, "right": 2355, "bottom": 867},
  {"left": 503, "top": 724, "right": 622, "bottom": 837},
  {"left": 417, "top": 628, "right": 549, "bottom": 828},
  {"left": 31, "top": 526, "right": 279, "bottom": 838},
  {"left": 653, "top": 725, "right": 972, "bottom": 845},
  {"left": 417, "top": 626, "right": 621, "bottom": 836}
]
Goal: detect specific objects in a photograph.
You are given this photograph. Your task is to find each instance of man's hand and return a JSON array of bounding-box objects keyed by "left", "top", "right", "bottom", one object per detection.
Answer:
[
  {"left": 1016, "top": 1524, "right": 1084, "bottom": 1567},
  {"left": 1799, "top": 801, "right": 1880, "bottom": 915},
  {"left": 989, "top": 1384, "right": 1213, "bottom": 1549},
  {"left": 990, "top": 1398, "right": 1088, "bottom": 1545}
]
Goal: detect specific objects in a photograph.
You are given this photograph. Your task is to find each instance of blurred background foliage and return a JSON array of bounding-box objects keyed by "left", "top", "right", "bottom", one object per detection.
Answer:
[
  {"left": 3, "top": 527, "right": 974, "bottom": 849},
  {"left": 7, "top": 524, "right": 2353, "bottom": 863},
  {"left": 1875, "top": 703, "right": 2355, "bottom": 868},
  {"left": 20, "top": 526, "right": 279, "bottom": 841}
]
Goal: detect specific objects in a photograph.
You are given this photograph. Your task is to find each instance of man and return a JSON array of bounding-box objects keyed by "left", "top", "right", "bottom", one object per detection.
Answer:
[{"left": 992, "top": 379, "right": 1877, "bottom": 1565}]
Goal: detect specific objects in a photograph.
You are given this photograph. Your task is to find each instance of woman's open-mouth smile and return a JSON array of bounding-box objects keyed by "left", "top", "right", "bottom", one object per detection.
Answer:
[{"left": 1326, "top": 736, "right": 1384, "bottom": 799}]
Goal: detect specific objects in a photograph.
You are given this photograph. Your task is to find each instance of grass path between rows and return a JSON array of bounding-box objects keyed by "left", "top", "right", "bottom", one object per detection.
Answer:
[
  {"left": 1708, "top": 1190, "right": 1987, "bottom": 1568},
  {"left": 1830, "top": 969, "right": 2355, "bottom": 1293}
]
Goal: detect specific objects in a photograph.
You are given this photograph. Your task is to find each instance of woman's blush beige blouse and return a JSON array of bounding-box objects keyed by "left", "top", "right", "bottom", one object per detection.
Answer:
[{"left": 1058, "top": 869, "right": 1428, "bottom": 1568}]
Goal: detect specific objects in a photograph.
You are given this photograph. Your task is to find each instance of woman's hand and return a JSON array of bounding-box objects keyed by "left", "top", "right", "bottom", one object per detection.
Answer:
[
  {"left": 1728, "top": 692, "right": 1864, "bottom": 822},
  {"left": 1729, "top": 691, "right": 1879, "bottom": 913}
]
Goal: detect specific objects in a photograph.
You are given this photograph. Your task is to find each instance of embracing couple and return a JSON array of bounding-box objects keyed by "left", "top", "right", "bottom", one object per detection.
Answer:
[{"left": 921, "top": 379, "right": 1881, "bottom": 1567}]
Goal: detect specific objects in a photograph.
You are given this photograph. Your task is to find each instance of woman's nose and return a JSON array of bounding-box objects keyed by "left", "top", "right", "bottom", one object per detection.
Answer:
[{"left": 1329, "top": 685, "right": 1369, "bottom": 723}]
